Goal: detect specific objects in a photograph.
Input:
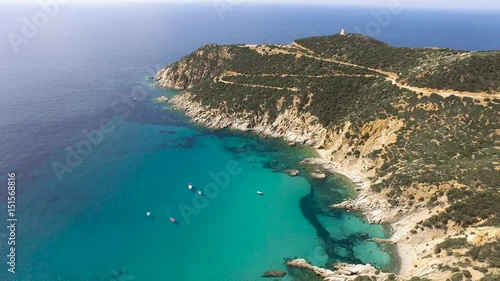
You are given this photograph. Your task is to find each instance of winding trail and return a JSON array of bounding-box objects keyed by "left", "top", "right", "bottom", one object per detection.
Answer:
[
  {"left": 214, "top": 72, "right": 299, "bottom": 92},
  {"left": 241, "top": 43, "right": 499, "bottom": 101},
  {"left": 214, "top": 71, "right": 377, "bottom": 92}
]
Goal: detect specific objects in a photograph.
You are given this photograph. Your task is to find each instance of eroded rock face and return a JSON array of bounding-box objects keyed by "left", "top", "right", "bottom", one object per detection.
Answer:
[
  {"left": 262, "top": 270, "right": 286, "bottom": 277},
  {"left": 155, "top": 45, "right": 232, "bottom": 89},
  {"left": 328, "top": 193, "right": 394, "bottom": 225},
  {"left": 168, "top": 92, "right": 330, "bottom": 147}
]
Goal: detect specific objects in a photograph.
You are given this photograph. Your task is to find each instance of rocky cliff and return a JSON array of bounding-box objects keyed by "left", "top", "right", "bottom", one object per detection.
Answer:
[{"left": 156, "top": 44, "right": 232, "bottom": 89}]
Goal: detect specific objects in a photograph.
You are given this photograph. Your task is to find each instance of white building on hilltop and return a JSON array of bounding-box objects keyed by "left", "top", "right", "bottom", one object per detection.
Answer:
[{"left": 340, "top": 29, "right": 347, "bottom": 35}]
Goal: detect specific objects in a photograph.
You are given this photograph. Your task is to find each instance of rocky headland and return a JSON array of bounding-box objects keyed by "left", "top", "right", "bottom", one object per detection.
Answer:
[{"left": 156, "top": 34, "right": 500, "bottom": 280}]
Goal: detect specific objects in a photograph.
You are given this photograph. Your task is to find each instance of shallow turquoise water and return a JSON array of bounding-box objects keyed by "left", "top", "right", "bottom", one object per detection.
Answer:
[{"left": 1, "top": 84, "right": 392, "bottom": 281}]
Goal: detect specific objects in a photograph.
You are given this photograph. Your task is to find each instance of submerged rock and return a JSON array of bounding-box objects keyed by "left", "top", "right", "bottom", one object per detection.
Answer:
[
  {"left": 285, "top": 169, "right": 300, "bottom": 176},
  {"left": 368, "top": 237, "right": 396, "bottom": 245},
  {"left": 262, "top": 270, "right": 286, "bottom": 277},
  {"left": 311, "top": 172, "right": 326, "bottom": 179}
]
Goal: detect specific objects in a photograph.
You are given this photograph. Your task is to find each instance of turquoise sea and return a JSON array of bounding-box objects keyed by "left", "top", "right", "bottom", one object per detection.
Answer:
[{"left": 1, "top": 3, "right": 499, "bottom": 281}]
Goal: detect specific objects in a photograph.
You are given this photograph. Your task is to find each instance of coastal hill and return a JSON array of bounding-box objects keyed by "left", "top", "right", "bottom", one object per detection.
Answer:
[{"left": 156, "top": 34, "right": 500, "bottom": 280}]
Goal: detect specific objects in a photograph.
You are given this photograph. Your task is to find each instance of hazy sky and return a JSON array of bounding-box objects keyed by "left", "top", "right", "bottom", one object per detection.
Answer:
[{"left": 3, "top": 0, "right": 500, "bottom": 10}]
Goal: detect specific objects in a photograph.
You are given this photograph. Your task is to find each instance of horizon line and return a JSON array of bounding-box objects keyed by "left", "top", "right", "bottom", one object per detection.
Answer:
[{"left": 2, "top": 0, "right": 500, "bottom": 11}]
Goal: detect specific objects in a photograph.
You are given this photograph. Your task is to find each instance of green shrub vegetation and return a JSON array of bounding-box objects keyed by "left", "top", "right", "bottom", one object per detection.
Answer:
[
  {"left": 295, "top": 34, "right": 500, "bottom": 92},
  {"left": 435, "top": 238, "right": 468, "bottom": 255},
  {"left": 409, "top": 277, "right": 431, "bottom": 281},
  {"left": 226, "top": 45, "right": 376, "bottom": 76},
  {"left": 468, "top": 239, "right": 500, "bottom": 268},
  {"left": 295, "top": 34, "right": 444, "bottom": 73},
  {"left": 480, "top": 273, "right": 500, "bottom": 281},
  {"left": 480, "top": 217, "right": 500, "bottom": 227},
  {"left": 449, "top": 272, "right": 464, "bottom": 281},
  {"left": 462, "top": 270, "right": 472, "bottom": 279},
  {"left": 422, "top": 189, "right": 500, "bottom": 228}
]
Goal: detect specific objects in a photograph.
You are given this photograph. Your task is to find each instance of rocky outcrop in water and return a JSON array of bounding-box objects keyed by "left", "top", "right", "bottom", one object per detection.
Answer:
[
  {"left": 310, "top": 172, "right": 326, "bottom": 179},
  {"left": 368, "top": 237, "right": 396, "bottom": 245},
  {"left": 156, "top": 96, "right": 169, "bottom": 103},
  {"left": 285, "top": 169, "right": 300, "bottom": 176},
  {"left": 262, "top": 270, "right": 286, "bottom": 277},
  {"left": 286, "top": 259, "right": 391, "bottom": 281},
  {"left": 329, "top": 195, "right": 390, "bottom": 225}
]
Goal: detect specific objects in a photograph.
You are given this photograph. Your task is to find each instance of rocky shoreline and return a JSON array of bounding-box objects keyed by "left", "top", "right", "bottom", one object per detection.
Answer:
[
  {"left": 286, "top": 259, "right": 392, "bottom": 281},
  {"left": 166, "top": 92, "right": 329, "bottom": 147},
  {"left": 156, "top": 92, "right": 424, "bottom": 279},
  {"left": 153, "top": 37, "right": 500, "bottom": 280}
]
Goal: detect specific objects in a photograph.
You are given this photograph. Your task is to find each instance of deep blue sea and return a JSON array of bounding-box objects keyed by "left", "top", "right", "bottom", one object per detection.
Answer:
[{"left": 0, "top": 3, "right": 499, "bottom": 281}]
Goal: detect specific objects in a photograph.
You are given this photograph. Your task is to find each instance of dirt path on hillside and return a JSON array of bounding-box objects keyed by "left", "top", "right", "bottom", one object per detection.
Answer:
[
  {"left": 249, "top": 42, "right": 500, "bottom": 101},
  {"left": 214, "top": 74, "right": 299, "bottom": 92},
  {"left": 214, "top": 71, "right": 377, "bottom": 91}
]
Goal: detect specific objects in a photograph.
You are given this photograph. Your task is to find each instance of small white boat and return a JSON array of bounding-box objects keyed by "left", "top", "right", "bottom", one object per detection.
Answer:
[
  {"left": 257, "top": 191, "right": 263, "bottom": 195},
  {"left": 146, "top": 211, "right": 151, "bottom": 217},
  {"left": 188, "top": 182, "right": 193, "bottom": 190},
  {"left": 170, "top": 217, "right": 176, "bottom": 223},
  {"left": 197, "top": 191, "right": 202, "bottom": 195}
]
